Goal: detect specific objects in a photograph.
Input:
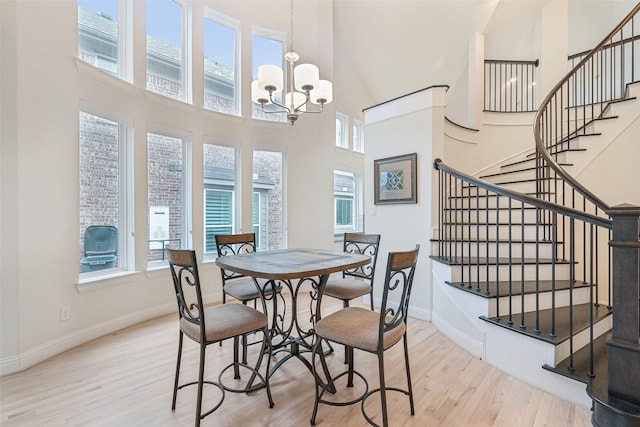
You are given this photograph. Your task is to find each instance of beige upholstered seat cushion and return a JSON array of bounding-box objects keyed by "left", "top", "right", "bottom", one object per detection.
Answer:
[
  {"left": 315, "top": 307, "right": 406, "bottom": 352},
  {"left": 180, "top": 303, "right": 267, "bottom": 344},
  {"left": 225, "top": 277, "right": 278, "bottom": 301},
  {"left": 323, "top": 277, "right": 371, "bottom": 300}
]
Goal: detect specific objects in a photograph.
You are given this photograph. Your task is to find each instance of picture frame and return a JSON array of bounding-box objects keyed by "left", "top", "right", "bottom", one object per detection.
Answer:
[{"left": 374, "top": 153, "right": 418, "bottom": 205}]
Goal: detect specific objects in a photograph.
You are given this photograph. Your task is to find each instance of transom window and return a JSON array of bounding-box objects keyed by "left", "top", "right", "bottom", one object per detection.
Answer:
[
  {"left": 146, "top": 0, "right": 188, "bottom": 102},
  {"left": 77, "top": 0, "right": 123, "bottom": 78},
  {"left": 336, "top": 112, "right": 349, "bottom": 149},
  {"left": 353, "top": 119, "right": 365, "bottom": 153},
  {"left": 204, "top": 10, "right": 240, "bottom": 116},
  {"left": 252, "top": 31, "right": 286, "bottom": 122}
]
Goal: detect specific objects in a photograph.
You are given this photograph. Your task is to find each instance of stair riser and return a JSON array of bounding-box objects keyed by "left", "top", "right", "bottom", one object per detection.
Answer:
[
  {"left": 440, "top": 241, "right": 555, "bottom": 259},
  {"left": 490, "top": 286, "right": 592, "bottom": 317},
  {"left": 554, "top": 315, "right": 612, "bottom": 364},
  {"left": 450, "top": 263, "right": 571, "bottom": 282}
]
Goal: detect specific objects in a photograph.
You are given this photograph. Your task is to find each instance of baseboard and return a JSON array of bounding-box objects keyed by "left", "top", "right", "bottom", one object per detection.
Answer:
[
  {"left": 432, "top": 311, "right": 485, "bottom": 359},
  {"left": 0, "top": 301, "right": 177, "bottom": 377}
]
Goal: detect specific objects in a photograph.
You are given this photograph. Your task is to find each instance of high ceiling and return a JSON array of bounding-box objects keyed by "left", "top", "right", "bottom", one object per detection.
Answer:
[{"left": 333, "top": 0, "right": 549, "bottom": 106}]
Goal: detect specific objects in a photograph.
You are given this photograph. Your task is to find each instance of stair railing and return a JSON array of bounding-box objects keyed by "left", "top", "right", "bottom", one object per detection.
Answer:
[
  {"left": 534, "top": 3, "right": 640, "bottom": 217},
  {"left": 484, "top": 59, "right": 539, "bottom": 113},
  {"left": 433, "top": 158, "right": 612, "bottom": 378}
]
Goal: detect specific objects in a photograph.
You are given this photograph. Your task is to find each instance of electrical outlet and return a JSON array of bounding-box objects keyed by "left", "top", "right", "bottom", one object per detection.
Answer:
[{"left": 60, "top": 306, "right": 71, "bottom": 322}]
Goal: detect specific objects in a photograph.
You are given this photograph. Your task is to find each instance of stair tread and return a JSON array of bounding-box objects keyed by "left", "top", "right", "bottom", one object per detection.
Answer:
[
  {"left": 442, "top": 206, "right": 538, "bottom": 211},
  {"left": 526, "top": 148, "right": 587, "bottom": 158},
  {"left": 480, "top": 303, "right": 612, "bottom": 345},
  {"left": 431, "top": 238, "right": 560, "bottom": 244},
  {"left": 543, "top": 333, "right": 609, "bottom": 383},
  {"left": 445, "top": 279, "right": 589, "bottom": 298},
  {"left": 500, "top": 157, "right": 573, "bottom": 169},
  {"left": 430, "top": 255, "right": 571, "bottom": 265}
]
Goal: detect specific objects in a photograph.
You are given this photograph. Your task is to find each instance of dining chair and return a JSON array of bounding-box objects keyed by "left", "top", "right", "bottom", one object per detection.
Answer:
[
  {"left": 167, "top": 249, "right": 274, "bottom": 427},
  {"left": 323, "top": 233, "right": 381, "bottom": 311},
  {"left": 311, "top": 245, "right": 420, "bottom": 427},
  {"left": 215, "top": 233, "right": 282, "bottom": 361}
]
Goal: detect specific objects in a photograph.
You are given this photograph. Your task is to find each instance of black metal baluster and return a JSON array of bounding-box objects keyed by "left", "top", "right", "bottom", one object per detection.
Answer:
[{"left": 508, "top": 198, "right": 513, "bottom": 325}]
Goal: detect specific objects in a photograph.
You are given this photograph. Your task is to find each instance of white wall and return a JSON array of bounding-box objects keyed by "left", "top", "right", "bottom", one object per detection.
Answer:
[
  {"left": 0, "top": 0, "right": 366, "bottom": 375},
  {"left": 363, "top": 87, "right": 447, "bottom": 321}
]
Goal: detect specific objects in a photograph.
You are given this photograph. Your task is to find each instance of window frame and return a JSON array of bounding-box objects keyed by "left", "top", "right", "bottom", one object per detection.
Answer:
[
  {"left": 251, "top": 26, "right": 287, "bottom": 122},
  {"left": 78, "top": 106, "right": 135, "bottom": 282},
  {"left": 145, "top": 0, "right": 191, "bottom": 103},
  {"left": 336, "top": 112, "right": 349, "bottom": 150},
  {"left": 333, "top": 169, "right": 362, "bottom": 237},
  {"left": 353, "top": 119, "right": 365, "bottom": 153},
  {"left": 77, "top": 0, "right": 131, "bottom": 81},
  {"left": 202, "top": 142, "right": 239, "bottom": 260},
  {"left": 146, "top": 129, "right": 193, "bottom": 270}
]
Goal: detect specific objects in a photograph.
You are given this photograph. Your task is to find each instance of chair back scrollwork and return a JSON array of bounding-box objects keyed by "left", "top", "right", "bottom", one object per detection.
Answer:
[
  {"left": 167, "top": 249, "right": 205, "bottom": 334},
  {"left": 342, "top": 233, "right": 381, "bottom": 282},
  {"left": 379, "top": 245, "right": 420, "bottom": 335}
]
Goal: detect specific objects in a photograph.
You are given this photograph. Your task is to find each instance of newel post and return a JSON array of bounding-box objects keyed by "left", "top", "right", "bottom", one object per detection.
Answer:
[
  {"left": 607, "top": 204, "right": 640, "bottom": 406},
  {"left": 589, "top": 204, "right": 640, "bottom": 426}
]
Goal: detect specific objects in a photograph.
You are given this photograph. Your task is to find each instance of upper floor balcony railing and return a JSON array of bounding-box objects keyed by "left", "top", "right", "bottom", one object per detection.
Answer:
[{"left": 484, "top": 59, "right": 539, "bottom": 113}]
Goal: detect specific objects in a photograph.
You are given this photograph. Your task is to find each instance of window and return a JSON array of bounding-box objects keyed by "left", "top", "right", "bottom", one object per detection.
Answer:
[
  {"left": 336, "top": 112, "right": 349, "bottom": 149},
  {"left": 253, "top": 150, "right": 286, "bottom": 249},
  {"left": 204, "top": 10, "right": 239, "bottom": 115},
  {"left": 353, "top": 119, "right": 365, "bottom": 153},
  {"left": 334, "top": 170, "right": 363, "bottom": 235},
  {"left": 78, "top": 0, "right": 122, "bottom": 77},
  {"left": 252, "top": 31, "right": 286, "bottom": 122},
  {"left": 147, "top": 132, "right": 191, "bottom": 268},
  {"left": 146, "top": 0, "right": 188, "bottom": 102},
  {"left": 79, "top": 110, "right": 133, "bottom": 277},
  {"left": 203, "top": 144, "right": 237, "bottom": 258}
]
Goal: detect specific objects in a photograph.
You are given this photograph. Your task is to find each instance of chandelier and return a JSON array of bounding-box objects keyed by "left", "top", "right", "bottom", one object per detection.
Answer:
[{"left": 250, "top": 0, "right": 333, "bottom": 126}]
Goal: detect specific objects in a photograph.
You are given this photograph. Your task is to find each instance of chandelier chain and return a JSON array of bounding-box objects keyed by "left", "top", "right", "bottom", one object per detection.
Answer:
[{"left": 289, "top": 0, "right": 294, "bottom": 53}]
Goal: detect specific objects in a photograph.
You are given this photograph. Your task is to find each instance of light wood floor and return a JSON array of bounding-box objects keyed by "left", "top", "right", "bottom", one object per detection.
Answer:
[{"left": 0, "top": 297, "right": 592, "bottom": 427}]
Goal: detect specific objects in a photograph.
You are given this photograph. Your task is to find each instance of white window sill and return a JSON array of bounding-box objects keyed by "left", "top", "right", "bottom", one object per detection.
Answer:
[{"left": 76, "top": 270, "right": 142, "bottom": 293}]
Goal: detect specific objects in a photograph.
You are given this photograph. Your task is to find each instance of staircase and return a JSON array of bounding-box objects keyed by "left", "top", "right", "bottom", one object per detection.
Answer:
[{"left": 431, "top": 4, "right": 640, "bottom": 423}]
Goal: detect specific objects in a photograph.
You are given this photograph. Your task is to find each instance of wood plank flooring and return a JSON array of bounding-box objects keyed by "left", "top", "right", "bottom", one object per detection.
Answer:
[{"left": 0, "top": 297, "right": 592, "bottom": 426}]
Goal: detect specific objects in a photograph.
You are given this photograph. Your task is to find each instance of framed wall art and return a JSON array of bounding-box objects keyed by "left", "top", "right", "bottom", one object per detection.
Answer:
[{"left": 374, "top": 153, "right": 417, "bottom": 205}]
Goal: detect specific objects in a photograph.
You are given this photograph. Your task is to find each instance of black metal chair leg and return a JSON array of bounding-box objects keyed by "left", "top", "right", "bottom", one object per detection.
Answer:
[
  {"left": 347, "top": 346, "right": 354, "bottom": 387},
  {"left": 310, "top": 338, "right": 323, "bottom": 426},
  {"left": 233, "top": 336, "right": 240, "bottom": 379},
  {"left": 403, "top": 336, "right": 415, "bottom": 414},
  {"left": 195, "top": 344, "right": 206, "bottom": 427},
  {"left": 172, "top": 332, "right": 183, "bottom": 410},
  {"left": 378, "top": 353, "right": 388, "bottom": 427}
]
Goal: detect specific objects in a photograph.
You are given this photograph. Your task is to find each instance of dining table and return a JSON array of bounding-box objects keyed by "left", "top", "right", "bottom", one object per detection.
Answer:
[{"left": 214, "top": 247, "right": 371, "bottom": 389}]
